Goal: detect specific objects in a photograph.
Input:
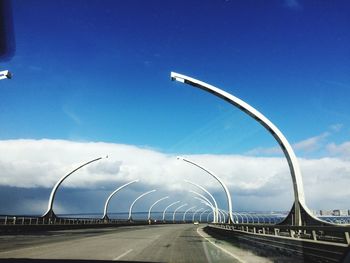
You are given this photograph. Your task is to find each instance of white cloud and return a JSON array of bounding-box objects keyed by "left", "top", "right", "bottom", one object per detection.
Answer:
[
  {"left": 293, "top": 132, "right": 329, "bottom": 152},
  {"left": 0, "top": 139, "right": 349, "bottom": 213},
  {"left": 246, "top": 131, "right": 331, "bottom": 156},
  {"left": 329, "top": 123, "right": 343, "bottom": 133},
  {"left": 327, "top": 141, "right": 350, "bottom": 159}
]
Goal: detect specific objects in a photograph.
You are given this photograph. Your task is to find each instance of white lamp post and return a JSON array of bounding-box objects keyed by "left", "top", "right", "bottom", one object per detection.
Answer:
[
  {"left": 173, "top": 203, "right": 187, "bottom": 223},
  {"left": 171, "top": 71, "right": 319, "bottom": 226},
  {"left": 183, "top": 206, "right": 196, "bottom": 222},
  {"left": 184, "top": 180, "right": 219, "bottom": 224},
  {"left": 162, "top": 201, "right": 180, "bottom": 222},
  {"left": 199, "top": 209, "right": 210, "bottom": 222},
  {"left": 193, "top": 208, "right": 204, "bottom": 222},
  {"left": 43, "top": 156, "right": 106, "bottom": 220},
  {"left": 102, "top": 180, "right": 139, "bottom": 221},
  {"left": 148, "top": 196, "right": 169, "bottom": 221},
  {"left": 178, "top": 156, "right": 233, "bottom": 223},
  {"left": 128, "top": 190, "right": 156, "bottom": 221}
]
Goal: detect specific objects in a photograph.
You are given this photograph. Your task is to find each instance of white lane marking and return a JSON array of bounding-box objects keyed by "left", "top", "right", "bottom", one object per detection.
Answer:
[
  {"left": 197, "top": 227, "right": 246, "bottom": 263},
  {"left": 113, "top": 249, "right": 133, "bottom": 261}
]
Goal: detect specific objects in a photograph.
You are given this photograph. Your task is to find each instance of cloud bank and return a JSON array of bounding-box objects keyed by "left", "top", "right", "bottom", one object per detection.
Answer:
[{"left": 0, "top": 139, "right": 349, "bottom": 215}]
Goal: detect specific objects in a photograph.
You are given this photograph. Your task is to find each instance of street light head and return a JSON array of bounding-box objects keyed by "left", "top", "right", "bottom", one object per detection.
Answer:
[
  {"left": 0, "top": 70, "right": 12, "bottom": 80},
  {"left": 176, "top": 156, "right": 185, "bottom": 161},
  {"left": 170, "top": 72, "right": 185, "bottom": 83}
]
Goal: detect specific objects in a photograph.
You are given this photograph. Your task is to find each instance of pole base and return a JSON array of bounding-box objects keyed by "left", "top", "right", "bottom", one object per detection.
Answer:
[{"left": 278, "top": 201, "right": 333, "bottom": 226}]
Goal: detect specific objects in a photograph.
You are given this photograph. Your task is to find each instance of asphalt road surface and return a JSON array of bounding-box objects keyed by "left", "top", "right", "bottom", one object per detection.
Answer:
[{"left": 0, "top": 224, "right": 274, "bottom": 263}]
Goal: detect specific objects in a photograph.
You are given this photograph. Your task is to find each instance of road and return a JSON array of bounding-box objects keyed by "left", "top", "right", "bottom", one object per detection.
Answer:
[{"left": 0, "top": 224, "right": 250, "bottom": 263}]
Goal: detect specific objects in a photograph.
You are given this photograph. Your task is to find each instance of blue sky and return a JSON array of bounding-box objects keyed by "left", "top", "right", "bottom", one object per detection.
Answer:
[{"left": 0, "top": 0, "right": 349, "bottom": 215}]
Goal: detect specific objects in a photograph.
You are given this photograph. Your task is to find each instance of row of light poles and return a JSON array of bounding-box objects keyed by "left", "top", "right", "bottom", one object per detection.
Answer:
[{"left": 42, "top": 155, "right": 232, "bottom": 223}]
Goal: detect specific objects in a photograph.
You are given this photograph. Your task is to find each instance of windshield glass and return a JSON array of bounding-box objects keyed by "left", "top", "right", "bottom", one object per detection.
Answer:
[{"left": 1, "top": 1, "right": 349, "bottom": 263}]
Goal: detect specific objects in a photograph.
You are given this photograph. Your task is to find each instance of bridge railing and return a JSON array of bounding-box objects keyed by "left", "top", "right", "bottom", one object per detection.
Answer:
[
  {"left": 0, "top": 215, "right": 123, "bottom": 225},
  {"left": 211, "top": 223, "right": 350, "bottom": 246}
]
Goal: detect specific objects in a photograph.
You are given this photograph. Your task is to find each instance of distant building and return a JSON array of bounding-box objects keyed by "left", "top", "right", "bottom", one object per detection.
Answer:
[
  {"left": 333, "top": 210, "right": 340, "bottom": 216},
  {"left": 320, "top": 209, "right": 349, "bottom": 216},
  {"left": 332, "top": 209, "right": 347, "bottom": 216},
  {"left": 339, "top": 210, "right": 348, "bottom": 216},
  {"left": 320, "top": 210, "right": 332, "bottom": 216}
]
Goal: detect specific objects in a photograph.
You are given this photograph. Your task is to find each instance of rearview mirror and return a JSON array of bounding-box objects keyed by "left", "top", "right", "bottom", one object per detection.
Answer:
[{"left": 0, "top": 0, "right": 15, "bottom": 61}]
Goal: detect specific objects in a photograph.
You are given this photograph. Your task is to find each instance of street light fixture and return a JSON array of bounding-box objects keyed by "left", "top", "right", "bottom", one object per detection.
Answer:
[{"left": 0, "top": 70, "right": 11, "bottom": 80}]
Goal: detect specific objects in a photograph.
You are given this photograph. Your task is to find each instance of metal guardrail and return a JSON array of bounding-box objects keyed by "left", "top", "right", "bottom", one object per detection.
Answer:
[
  {"left": 211, "top": 223, "right": 350, "bottom": 246},
  {"left": 0, "top": 215, "right": 115, "bottom": 225}
]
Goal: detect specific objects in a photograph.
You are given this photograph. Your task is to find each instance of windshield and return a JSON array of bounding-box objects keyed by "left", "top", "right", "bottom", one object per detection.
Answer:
[{"left": 0, "top": 1, "right": 349, "bottom": 263}]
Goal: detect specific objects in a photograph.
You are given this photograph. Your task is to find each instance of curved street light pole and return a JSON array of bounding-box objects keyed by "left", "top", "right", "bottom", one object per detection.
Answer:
[
  {"left": 207, "top": 212, "right": 213, "bottom": 223},
  {"left": 194, "top": 197, "right": 220, "bottom": 223},
  {"left": 183, "top": 206, "right": 196, "bottom": 222},
  {"left": 190, "top": 191, "right": 214, "bottom": 210},
  {"left": 102, "top": 179, "right": 139, "bottom": 221},
  {"left": 244, "top": 213, "right": 255, "bottom": 224},
  {"left": 232, "top": 213, "right": 239, "bottom": 223},
  {"left": 220, "top": 209, "right": 229, "bottom": 223},
  {"left": 173, "top": 203, "right": 188, "bottom": 223},
  {"left": 190, "top": 190, "right": 217, "bottom": 223},
  {"left": 128, "top": 190, "right": 156, "bottom": 221},
  {"left": 193, "top": 208, "right": 204, "bottom": 222},
  {"left": 178, "top": 156, "right": 233, "bottom": 224},
  {"left": 234, "top": 212, "right": 244, "bottom": 224},
  {"left": 43, "top": 156, "right": 105, "bottom": 220},
  {"left": 148, "top": 196, "right": 169, "bottom": 221},
  {"left": 162, "top": 201, "right": 180, "bottom": 222},
  {"left": 171, "top": 71, "right": 318, "bottom": 226},
  {"left": 184, "top": 180, "right": 219, "bottom": 224},
  {"left": 200, "top": 209, "right": 210, "bottom": 222}
]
